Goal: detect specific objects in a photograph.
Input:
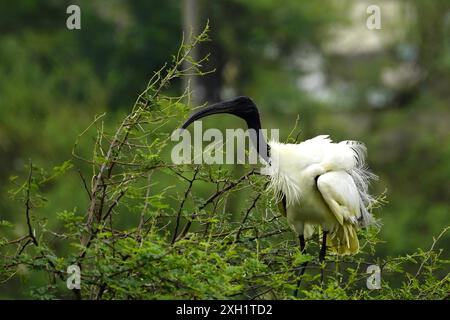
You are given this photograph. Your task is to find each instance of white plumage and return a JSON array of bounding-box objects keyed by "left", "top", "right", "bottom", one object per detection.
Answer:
[
  {"left": 181, "top": 96, "right": 378, "bottom": 256},
  {"left": 267, "top": 135, "right": 377, "bottom": 254}
]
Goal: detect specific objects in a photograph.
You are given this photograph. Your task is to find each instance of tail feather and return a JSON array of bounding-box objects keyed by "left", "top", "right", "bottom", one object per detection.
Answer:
[
  {"left": 345, "top": 140, "right": 378, "bottom": 228},
  {"left": 327, "top": 224, "right": 359, "bottom": 255}
]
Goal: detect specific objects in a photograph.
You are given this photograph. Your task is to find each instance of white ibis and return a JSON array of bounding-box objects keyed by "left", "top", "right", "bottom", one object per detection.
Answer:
[{"left": 181, "top": 96, "right": 378, "bottom": 283}]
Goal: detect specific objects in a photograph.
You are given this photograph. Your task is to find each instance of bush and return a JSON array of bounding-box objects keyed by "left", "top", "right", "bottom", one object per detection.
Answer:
[{"left": 1, "top": 26, "right": 448, "bottom": 300}]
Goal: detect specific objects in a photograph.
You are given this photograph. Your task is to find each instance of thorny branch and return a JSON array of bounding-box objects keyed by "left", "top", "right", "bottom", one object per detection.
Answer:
[
  {"left": 235, "top": 181, "right": 269, "bottom": 241},
  {"left": 172, "top": 167, "right": 200, "bottom": 244},
  {"left": 174, "top": 169, "right": 257, "bottom": 242},
  {"left": 79, "top": 24, "right": 212, "bottom": 251}
]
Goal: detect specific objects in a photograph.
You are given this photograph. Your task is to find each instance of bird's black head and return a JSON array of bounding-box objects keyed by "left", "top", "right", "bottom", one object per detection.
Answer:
[{"left": 181, "top": 96, "right": 262, "bottom": 131}]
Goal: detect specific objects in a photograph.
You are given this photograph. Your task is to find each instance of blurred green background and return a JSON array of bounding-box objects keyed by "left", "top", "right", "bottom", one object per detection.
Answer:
[{"left": 0, "top": 0, "right": 449, "bottom": 298}]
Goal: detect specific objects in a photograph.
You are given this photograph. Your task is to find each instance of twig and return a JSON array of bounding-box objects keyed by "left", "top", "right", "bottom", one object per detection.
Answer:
[
  {"left": 25, "top": 160, "right": 38, "bottom": 246},
  {"left": 235, "top": 188, "right": 266, "bottom": 241},
  {"left": 175, "top": 169, "right": 257, "bottom": 242},
  {"left": 172, "top": 167, "right": 199, "bottom": 244},
  {"left": 136, "top": 172, "right": 153, "bottom": 241},
  {"left": 414, "top": 226, "right": 449, "bottom": 279},
  {"left": 199, "top": 169, "right": 256, "bottom": 211},
  {"left": 102, "top": 189, "right": 127, "bottom": 221},
  {"left": 236, "top": 228, "right": 289, "bottom": 243},
  {"left": 78, "top": 168, "right": 92, "bottom": 200}
]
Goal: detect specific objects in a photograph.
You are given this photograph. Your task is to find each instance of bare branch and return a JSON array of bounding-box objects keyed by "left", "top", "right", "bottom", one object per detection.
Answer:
[{"left": 25, "top": 160, "right": 38, "bottom": 246}]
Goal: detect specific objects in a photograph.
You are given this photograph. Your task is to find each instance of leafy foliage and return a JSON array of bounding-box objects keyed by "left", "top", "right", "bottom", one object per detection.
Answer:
[{"left": 1, "top": 27, "right": 448, "bottom": 300}]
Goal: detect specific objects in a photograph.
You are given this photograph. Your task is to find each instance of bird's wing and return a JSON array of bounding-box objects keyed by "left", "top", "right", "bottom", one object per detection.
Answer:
[
  {"left": 317, "top": 171, "right": 362, "bottom": 254},
  {"left": 316, "top": 171, "right": 361, "bottom": 226}
]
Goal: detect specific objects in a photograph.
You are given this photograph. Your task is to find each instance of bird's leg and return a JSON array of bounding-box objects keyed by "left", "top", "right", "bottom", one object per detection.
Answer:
[
  {"left": 299, "top": 234, "right": 306, "bottom": 253},
  {"left": 319, "top": 231, "right": 328, "bottom": 284},
  {"left": 294, "top": 235, "right": 307, "bottom": 297}
]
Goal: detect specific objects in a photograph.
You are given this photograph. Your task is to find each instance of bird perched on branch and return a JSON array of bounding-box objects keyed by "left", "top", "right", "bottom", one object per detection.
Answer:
[{"left": 181, "top": 96, "right": 378, "bottom": 282}]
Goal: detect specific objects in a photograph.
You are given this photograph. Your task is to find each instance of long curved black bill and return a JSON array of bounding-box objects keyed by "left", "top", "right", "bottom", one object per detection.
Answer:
[
  {"left": 181, "top": 96, "right": 270, "bottom": 162},
  {"left": 181, "top": 96, "right": 258, "bottom": 129}
]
